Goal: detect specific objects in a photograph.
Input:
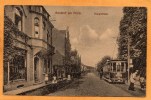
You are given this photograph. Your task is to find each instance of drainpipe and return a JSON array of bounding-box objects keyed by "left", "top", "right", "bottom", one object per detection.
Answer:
[{"left": 50, "top": 27, "right": 53, "bottom": 77}]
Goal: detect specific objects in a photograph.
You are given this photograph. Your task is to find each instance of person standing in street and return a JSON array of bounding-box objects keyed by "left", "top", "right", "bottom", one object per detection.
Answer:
[
  {"left": 128, "top": 70, "right": 139, "bottom": 91},
  {"left": 100, "top": 68, "right": 103, "bottom": 79}
]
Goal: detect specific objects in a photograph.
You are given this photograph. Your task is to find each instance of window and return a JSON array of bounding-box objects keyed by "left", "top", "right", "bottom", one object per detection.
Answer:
[
  {"left": 30, "top": 6, "right": 41, "bottom": 13},
  {"left": 48, "top": 59, "right": 50, "bottom": 72},
  {"left": 14, "top": 7, "right": 23, "bottom": 31},
  {"left": 34, "top": 17, "right": 40, "bottom": 38},
  {"left": 117, "top": 65, "right": 120, "bottom": 72},
  {"left": 47, "top": 30, "right": 49, "bottom": 43},
  {"left": 34, "top": 17, "right": 39, "bottom": 26},
  {"left": 43, "top": 21, "right": 46, "bottom": 30},
  {"left": 44, "top": 59, "right": 47, "bottom": 73},
  {"left": 121, "top": 62, "right": 124, "bottom": 72},
  {"left": 117, "top": 62, "right": 121, "bottom": 72},
  {"left": 35, "top": 7, "right": 40, "bottom": 12},
  {"left": 113, "top": 62, "right": 116, "bottom": 72},
  {"left": 9, "top": 48, "right": 27, "bottom": 81}
]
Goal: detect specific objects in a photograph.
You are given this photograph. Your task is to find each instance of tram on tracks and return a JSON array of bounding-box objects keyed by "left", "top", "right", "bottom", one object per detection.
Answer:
[{"left": 103, "top": 60, "right": 127, "bottom": 83}]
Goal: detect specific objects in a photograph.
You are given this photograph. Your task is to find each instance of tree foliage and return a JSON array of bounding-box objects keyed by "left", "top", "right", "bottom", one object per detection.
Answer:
[
  {"left": 4, "top": 16, "right": 30, "bottom": 62},
  {"left": 4, "top": 16, "right": 16, "bottom": 62},
  {"left": 118, "top": 7, "right": 147, "bottom": 76},
  {"left": 96, "top": 56, "right": 111, "bottom": 72}
]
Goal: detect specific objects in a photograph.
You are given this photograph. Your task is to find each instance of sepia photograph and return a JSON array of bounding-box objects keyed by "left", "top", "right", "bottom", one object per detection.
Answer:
[{"left": 3, "top": 5, "right": 147, "bottom": 97}]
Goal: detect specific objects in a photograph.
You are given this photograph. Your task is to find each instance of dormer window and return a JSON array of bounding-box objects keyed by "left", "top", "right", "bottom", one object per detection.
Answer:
[{"left": 34, "top": 17, "right": 40, "bottom": 38}]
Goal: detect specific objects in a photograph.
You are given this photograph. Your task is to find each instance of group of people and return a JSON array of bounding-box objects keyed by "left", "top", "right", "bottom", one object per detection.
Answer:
[{"left": 129, "top": 70, "right": 146, "bottom": 91}]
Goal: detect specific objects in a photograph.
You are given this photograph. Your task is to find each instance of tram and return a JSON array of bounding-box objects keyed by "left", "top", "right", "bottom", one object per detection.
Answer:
[{"left": 103, "top": 60, "right": 127, "bottom": 83}]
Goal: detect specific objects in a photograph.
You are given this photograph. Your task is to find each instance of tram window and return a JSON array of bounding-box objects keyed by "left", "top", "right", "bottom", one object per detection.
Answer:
[
  {"left": 108, "top": 66, "right": 111, "bottom": 71},
  {"left": 117, "top": 65, "right": 120, "bottom": 72},
  {"left": 121, "top": 62, "right": 124, "bottom": 71},
  {"left": 113, "top": 63, "right": 116, "bottom": 72},
  {"left": 121, "top": 66, "right": 124, "bottom": 72}
]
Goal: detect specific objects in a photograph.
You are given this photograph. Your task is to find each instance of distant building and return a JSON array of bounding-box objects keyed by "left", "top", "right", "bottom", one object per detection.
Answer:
[{"left": 4, "top": 5, "right": 54, "bottom": 92}]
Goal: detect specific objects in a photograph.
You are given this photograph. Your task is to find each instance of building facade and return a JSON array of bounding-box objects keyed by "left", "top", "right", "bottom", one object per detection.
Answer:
[
  {"left": 52, "top": 28, "right": 71, "bottom": 79},
  {"left": 52, "top": 28, "right": 70, "bottom": 79},
  {"left": 4, "top": 5, "right": 54, "bottom": 92}
]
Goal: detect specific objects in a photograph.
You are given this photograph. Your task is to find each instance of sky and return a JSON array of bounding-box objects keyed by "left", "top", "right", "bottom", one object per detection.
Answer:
[{"left": 45, "top": 6, "right": 123, "bottom": 67}]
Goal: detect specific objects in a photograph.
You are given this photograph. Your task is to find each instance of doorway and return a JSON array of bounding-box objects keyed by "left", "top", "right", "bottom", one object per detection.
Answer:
[{"left": 34, "top": 57, "right": 39, "bottom": 82}]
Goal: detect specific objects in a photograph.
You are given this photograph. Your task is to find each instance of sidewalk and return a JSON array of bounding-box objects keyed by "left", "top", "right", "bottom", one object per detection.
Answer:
[
  {"left": 125, "top": 81, "right": 146, "bottom": 90},
  {"left": 4, "top": 82, "right": 51, "bottom": 95},
  {"left": 116, "top": 81, "right": 146, "bottom": 97},
  {"left": 4, "top": 79, "right": 72, "bottom": 95}
]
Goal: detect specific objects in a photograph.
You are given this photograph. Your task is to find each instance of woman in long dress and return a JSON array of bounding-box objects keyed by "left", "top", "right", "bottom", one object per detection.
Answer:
[{"left": 128, "top": 70, "right": 139, "bottom": 91}]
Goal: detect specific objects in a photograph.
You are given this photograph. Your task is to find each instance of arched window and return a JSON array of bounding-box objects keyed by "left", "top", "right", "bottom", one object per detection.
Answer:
[
  {"left": 42, "top": 21, "right": 46, "bottom": 30},
  {"left": 14, "top": 7, "right": 23, "bottom": 31},
  {"left": 34, "top": 17, "right": 40, "bottom": 38}
]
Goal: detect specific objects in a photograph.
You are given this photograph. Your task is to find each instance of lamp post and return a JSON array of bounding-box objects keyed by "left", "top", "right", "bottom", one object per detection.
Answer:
[{"left": 127, "top": 27, "right": 133, "bottom": 84}]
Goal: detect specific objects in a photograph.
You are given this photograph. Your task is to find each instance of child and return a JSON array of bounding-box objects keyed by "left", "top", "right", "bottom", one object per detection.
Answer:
[{"left": 139, "top": 77, "right": 146, "bottom": 90}]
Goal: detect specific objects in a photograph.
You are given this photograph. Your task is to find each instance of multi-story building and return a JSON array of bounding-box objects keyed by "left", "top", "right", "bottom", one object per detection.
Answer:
[
  {"left": 52, "top": 28, "right": 70, "bottom": 79},
  {"left": 64, "top": 28, "right": 72, "bottom": 77},
  {"left": 4, "top": 5, "right": 54, "bottom": 92}
]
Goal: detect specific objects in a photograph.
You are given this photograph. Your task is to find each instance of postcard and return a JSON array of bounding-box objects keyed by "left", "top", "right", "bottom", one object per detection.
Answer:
[{"left": 0, "top": 0, "right": 151, "bottom": 100}]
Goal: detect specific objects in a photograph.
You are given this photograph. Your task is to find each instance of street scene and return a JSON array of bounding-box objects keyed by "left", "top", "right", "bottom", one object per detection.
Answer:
[
  {"left": 3, "top": 6, "right": 146, "bottom": 96},
  {"left": 48, "top": 71, "right": 145, "bottom": 96}
]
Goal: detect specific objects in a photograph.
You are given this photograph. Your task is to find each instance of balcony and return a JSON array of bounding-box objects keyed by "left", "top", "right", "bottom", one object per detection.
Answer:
[{"left": 28, "top": 38, "right": 55, "bottom": 55}]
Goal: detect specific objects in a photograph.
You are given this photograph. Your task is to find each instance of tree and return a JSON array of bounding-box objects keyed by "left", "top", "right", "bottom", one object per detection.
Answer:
[
  {"left": 70, "top": 49, "right": 81, "bottom": 78},
  {"left": 97, "top": 56, "right": 111, "bottom": 72},
  {"left": 118, "top": 7, "right": 147, "bottom": 77},
  {"left": 4, "top": 16, "right": 30, "bottom": 84}
]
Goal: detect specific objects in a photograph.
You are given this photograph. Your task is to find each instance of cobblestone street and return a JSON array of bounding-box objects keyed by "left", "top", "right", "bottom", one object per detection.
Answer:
[{"left": 48, "top": 72, "right": 145, "bottom": 96}]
